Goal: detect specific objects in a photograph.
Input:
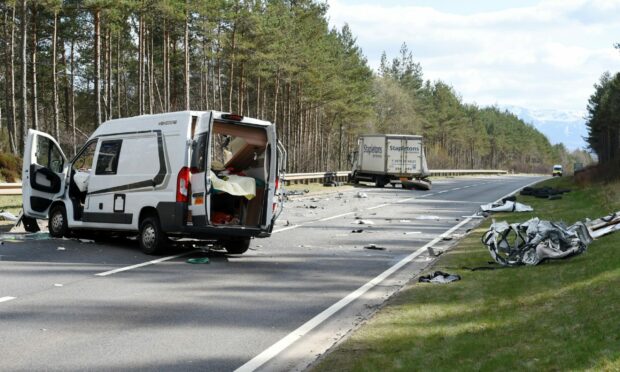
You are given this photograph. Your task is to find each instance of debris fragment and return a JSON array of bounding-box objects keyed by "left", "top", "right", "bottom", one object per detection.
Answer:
[
  {"left": 53, "top": 284, "right": 63, "bottom": 287},
  {"left": 416, "top": 215, "right": 442, "bottom": 220},
  {"left": 57, "top": 247, "right": 65, "bottom": 251},
  {"left": 354, "top": 220, "right": 375, "bottom": 225},
  {"left": 404, "top": 231, "right": 422, "bottom": 235},
  {"left": 399, "top": 219, "right": 411, "bottom": 223},
  {"left": 586, "top": 211, "right": 620, "bottom": 238},
  {"left": 418, "top": 271, "right": 461, "bottom": 283},
  {"left": 356, "top": 192, "right": 368, "bottom": 198},
  {"left": 187, "top": 257, "right": 210, "bottom": 264},
  {"left": 427, "top": 247, "right": 443, "bottom": 257},
  {"left": 480, "top": 199, "right": 533, "bottom": 213},
  {"left": 351, "top": 229, "right": 364, "bottom": 233},
  {"left": 364, "top": 244, "right": 386, "bottom": 250},
  {"left": 0, "top": 211, "right": 18, "bottom": 222},
  {"left": 520, "top": 186, "right": 571, "bottom": 199}
]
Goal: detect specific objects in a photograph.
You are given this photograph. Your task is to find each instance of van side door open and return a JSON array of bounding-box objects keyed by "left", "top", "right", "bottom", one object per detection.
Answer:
[{"left": 22, "top": 129, "right": 68, "bottom": 219}]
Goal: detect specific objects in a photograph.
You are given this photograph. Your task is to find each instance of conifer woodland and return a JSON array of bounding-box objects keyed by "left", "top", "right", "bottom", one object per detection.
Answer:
[
  {"left": 0, "top": 0, "right": 586, "bottom": 175},
  {"left": 586, "top": 68, "right": 620, "bottom": 168}
]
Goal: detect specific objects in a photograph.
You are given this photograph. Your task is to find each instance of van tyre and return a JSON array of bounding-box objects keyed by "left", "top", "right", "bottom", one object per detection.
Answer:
[
  {"left": 222, "top": 238, "right": 251, "bottom": 255},
  {"left": 49, "top": 205, "right": 68, "bottom": 238},
  {"left": 139, "top": 216, "right": 167, "bottom": 255}
]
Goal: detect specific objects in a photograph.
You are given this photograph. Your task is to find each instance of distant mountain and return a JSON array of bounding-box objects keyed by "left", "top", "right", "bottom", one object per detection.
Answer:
[{"left": 499, "top": 105, "right": 589, "bottom": 151}]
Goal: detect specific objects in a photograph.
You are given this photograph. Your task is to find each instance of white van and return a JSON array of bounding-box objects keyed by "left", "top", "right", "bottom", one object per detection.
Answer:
[{"left": 21, "top": 111, "right": 285, "bottom": 254}]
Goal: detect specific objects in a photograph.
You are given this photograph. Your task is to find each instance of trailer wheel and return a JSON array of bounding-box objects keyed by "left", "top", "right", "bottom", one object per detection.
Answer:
[
  {"left": 375, "top": 177, "right": 387, "bottom": 188},
  {"left": 139, "top": 216, "right": 167, "bottom": 255},
  {"left": 48, "top": 204, "right": 69, "bottom": 238},
  {"left": 222, "top": 238, "right": 251, "bottom": 255}
]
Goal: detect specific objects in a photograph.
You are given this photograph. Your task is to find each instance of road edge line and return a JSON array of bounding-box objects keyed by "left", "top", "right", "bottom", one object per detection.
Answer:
[{"left": 234, "top": 176, "right": 545, "bottom": 372}]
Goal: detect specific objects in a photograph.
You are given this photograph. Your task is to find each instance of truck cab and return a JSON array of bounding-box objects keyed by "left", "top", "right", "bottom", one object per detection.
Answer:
[
  {"left": 552, "top": 164, "right": 563, "bottom": 177},
  {"left": 22, "top": 111, "right": 285, "bottom": 255}
]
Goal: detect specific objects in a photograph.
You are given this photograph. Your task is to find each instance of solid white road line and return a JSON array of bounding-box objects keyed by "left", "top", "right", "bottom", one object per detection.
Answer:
[
  {"left": 235, "top": 217, "right": 473, "bottom": 372},
  {"left": 272, "top": 225, "right": 302, "bottom": 233},
  {"left": 94, "top": 250, "right": 199, "bottom": 277},
  {"left": 0, "top": 296, "right": 16, "bottom": 303},
  {"left": 365, "top": 204, "right": 389, "bottom": 211},
  {"left": 318, "top": 212, "right": 355, "bottom": 221},
  {"left": 234, "top": 177, "right": 545, "bottom": 372}
]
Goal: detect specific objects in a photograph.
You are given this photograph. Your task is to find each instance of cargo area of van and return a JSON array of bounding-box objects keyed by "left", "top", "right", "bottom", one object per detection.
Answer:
[{"left": 192, "top": 119, "right": 271, "bottom": 228}]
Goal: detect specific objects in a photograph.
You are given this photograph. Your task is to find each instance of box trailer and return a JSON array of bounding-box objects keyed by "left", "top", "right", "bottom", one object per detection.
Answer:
[{"left": 349, "top": 134, "right": 431, "bottom": 190}]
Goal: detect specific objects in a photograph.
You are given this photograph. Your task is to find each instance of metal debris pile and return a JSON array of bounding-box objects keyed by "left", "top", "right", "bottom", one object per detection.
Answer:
[{"left": 482, "top": 210, "right": 620, "bottom": 266}]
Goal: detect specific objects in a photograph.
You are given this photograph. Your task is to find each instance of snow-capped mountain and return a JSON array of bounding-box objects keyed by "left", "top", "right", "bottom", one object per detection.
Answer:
[{"left": 499, "top": 105, "right": 588, "bottom": 151}]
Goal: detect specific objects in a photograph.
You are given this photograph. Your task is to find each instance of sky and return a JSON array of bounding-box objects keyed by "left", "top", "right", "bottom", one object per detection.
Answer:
[{"left": 326, "top": 0, "right": 620, "bottom": 114}]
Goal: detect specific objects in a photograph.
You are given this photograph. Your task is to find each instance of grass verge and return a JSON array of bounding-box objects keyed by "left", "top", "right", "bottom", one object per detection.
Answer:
[{"left": 315, "top": 176, "right": 620, "bottom": 371}]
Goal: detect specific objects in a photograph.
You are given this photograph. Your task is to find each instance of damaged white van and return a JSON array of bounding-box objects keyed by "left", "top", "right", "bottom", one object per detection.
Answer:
[{"left": 21, "top": 111, "right": 285, "bottom": 255}]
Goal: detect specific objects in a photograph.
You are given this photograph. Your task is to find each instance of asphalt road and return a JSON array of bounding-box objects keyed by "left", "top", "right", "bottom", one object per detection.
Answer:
[{"left": 0, "top": 175, "right": 544, "bottom": 371}]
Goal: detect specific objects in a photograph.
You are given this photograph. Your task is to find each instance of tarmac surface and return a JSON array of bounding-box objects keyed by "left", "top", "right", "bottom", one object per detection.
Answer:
[{"left": 0, "top": 175, "right": 544, "bottom": 371}]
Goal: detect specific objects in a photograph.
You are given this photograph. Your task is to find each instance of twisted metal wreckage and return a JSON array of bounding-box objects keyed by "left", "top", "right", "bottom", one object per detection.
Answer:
[{"left": 483, "top": 211, "right": 620, "bottom": 266}]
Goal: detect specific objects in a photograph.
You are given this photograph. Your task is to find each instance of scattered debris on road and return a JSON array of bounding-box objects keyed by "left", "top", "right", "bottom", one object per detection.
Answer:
[
  {"left": 356, "top": 192, "right": 368, "bottom": 198},
  {"left": 427, "top": 247, "right": 443, "bottom": 257},
  {"left": 351, "top": 229, "right": 364, "bottom": 233},
  {"left": 354, "top": 220, "right": 375, "bottom": 225},
  {"left": 187, "top": 257, "right": 211, "bottom": 264},
  {"left": 480, "top": 199, "right": 533, "bottom": 213},
  {"left": 57, "top": 247, "right": 65, "bottom": 251},
  {"left": 418, "top": 271, "right": 461, "bottom": 283},
  {"left": 364, "top": 244, "right": 386, "bottom": 250}
]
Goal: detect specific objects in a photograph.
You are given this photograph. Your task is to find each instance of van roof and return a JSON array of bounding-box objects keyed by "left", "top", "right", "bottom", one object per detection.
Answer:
[{"left": 91, "top": 111, "right": 273, "bottom": 139}]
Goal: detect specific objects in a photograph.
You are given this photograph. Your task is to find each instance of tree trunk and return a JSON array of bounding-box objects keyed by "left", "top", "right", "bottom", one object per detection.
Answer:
[
  {"left": 184, "top": 2, "right": 190, "bottom": 110},
  {"left": 70, "top": 39, "right": 76, "bottom": 155},
  {"left": 30, "top": 3, "right": 38, "bottom": 130},
  {"left": 94, "top": 8, "right": 101, "bottom": 125},
  {"left": 4, "top": 3, "right": 17, "bottom": 153},
  {"left": 52, "top": 10, "right": 60, "bottom": 139},
  {"left": 116, "top": 35, "right": 121, "bottom": 118},
  {"left": 107, "top": 27, "right": 113, "bottom": 119},
  {"left": 19, "top": 0, "right": 27, "bottom": 151},
  {"left": 163, "top": 19, "right": 168, "bottom": 111},
  {"left": 228, "top": 21, "right": 236, "bottom": 113},
  {"left": 138, "top": 10, "right": 143, "bottom": 115}
]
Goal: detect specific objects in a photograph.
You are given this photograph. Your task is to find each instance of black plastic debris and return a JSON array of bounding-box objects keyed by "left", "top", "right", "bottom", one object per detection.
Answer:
[
  {"left": 364, "top": 244, "right": 386, "bottom": 250},
  {"left": 352, "top": 229, "right": 364, "bottom": 233},
  {"left": 520, "top": 186, "right": 571, "bottom": 199},
  {"left": 418, "top": 271, "right": 461, "bottom": 283}
]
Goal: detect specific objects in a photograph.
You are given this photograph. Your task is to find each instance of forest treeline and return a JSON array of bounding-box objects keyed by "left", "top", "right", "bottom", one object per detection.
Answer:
[
  {"left": 586, "top": 66, "right": 620, "bottom": 168},
  {"left": 0, "top": 0, "right": 587, "bottom": 175}
]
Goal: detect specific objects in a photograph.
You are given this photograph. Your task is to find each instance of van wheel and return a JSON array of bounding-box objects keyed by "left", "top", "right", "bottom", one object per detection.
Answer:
[
  {"left": 49, "top": 205, "right": 68, "bottom": 238},
  {"left": 139, "top": 216, "right": 167, "bottom": 255},
  {"left": 222, "top": 238, "right": 251, "bottom": 255}
]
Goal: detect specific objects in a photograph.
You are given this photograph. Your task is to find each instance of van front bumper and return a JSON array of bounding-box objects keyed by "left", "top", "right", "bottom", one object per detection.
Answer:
[{"left": 156, "top": 202, "right": 271, "bottom": 239}]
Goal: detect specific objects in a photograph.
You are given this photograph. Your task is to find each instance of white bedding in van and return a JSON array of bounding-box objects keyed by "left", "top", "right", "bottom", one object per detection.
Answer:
[{"left": 209, "top": 171, "right": 256, "bottom": 200}]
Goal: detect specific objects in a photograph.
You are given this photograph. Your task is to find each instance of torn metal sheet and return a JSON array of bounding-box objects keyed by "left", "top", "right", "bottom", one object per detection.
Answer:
[
  {"left": 0, "top": 211, "right": 18, "bottom": 222},
  {"left": 586, "top": 211, "right": 620, "bottom": 239},
  {"left": 480, "top": 200, "right": 533, "bottom": 213}
]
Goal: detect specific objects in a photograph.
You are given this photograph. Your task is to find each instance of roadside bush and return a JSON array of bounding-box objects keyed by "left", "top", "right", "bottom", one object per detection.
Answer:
[{"left": 0, "top": 153, "right": 22, "bottom": 182}]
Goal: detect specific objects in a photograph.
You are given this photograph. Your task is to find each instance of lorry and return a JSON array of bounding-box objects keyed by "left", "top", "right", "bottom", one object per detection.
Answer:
[
  {"left": 348, "top": 134, "right": 431, "bottom": 190},
  {"left": 21, "top": 111, "right": 285, "bottom": 255},
  {"left": 552, "top": 164, "right": 563, "bottom": 177}
]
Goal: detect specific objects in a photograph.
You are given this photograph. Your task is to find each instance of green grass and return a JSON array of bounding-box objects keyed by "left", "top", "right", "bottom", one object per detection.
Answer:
[
  {"left": 315, "top": 176, "right": 620, "bottom": 371},
  {"left": 0, "top": 194, "right": 22, "bottom": 216}
]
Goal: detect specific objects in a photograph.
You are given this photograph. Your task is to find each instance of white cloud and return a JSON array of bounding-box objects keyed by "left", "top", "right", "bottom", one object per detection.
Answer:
[{"left": 327, "top": 0, "right": 620, "bottom": 111}]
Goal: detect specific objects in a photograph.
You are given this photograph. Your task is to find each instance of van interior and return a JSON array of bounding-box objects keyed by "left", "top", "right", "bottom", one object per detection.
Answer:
[{"left": 206, "top": 120, "right": 270, "bottom": 227}]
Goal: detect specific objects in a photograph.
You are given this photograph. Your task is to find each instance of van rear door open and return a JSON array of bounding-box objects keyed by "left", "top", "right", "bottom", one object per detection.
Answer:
[{"left": 188, "top": 113, "right": 213, "bottom": 226}]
